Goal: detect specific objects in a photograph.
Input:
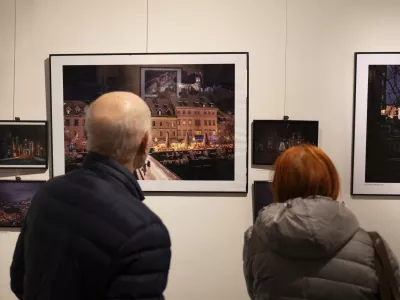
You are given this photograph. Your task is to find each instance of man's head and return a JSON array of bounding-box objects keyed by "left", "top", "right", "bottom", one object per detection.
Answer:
[{"left": 85, "top": 92, "right": 152, "bottom": 172}]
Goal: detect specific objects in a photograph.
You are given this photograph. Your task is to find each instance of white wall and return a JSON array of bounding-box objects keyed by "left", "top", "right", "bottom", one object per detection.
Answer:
[
  {"left": 0, "top": 0, "right": 399, "bottom": 299},
  {"left": 285, "top": 0, "right": 400, "bottom": 250}
]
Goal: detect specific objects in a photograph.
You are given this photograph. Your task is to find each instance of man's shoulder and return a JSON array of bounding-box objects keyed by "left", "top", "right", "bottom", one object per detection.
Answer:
[
  {"left": 41, "top": 169, "right": 107, "bottom": 199},
  {"left": 36, "top": 170, "right": 160, "bottom": 226}
]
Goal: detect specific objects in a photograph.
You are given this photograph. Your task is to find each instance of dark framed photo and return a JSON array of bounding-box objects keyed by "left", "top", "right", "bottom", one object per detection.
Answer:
[
  {"left": 252, "top": 181, "right": 274, "bottom": 223},
  {"left": 252, "top": 120, "right": 319, "bottom": 165},
  {"left": 0, "top": 180, "right": 46, "bottom": 227},
  {"left": 352, "top": 52, "right": 400, "bottom": 195},
  {"left": 50, "top": 52, "right": 249, "bottom": 193},
  {"left": 0, "top": 121, "right": 48, "bottom": 169},
  {"left": 140, "top": 67, "right": 182, "bottom": 99}
]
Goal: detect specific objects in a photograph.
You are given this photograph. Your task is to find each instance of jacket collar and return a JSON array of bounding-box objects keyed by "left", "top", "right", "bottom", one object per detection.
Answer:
[{"left": 82, "top": 152, "right": 145, "bottom": 201}]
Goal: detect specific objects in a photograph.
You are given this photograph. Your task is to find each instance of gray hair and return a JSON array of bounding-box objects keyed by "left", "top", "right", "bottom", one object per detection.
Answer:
[{"left": 85, "top": 98, "right": 151, "bottom": 164}]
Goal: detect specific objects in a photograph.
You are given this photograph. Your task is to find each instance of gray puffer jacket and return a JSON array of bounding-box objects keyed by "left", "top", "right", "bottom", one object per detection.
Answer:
[{"left": 243, "top": 196, "right": 400, "bottom": 300}]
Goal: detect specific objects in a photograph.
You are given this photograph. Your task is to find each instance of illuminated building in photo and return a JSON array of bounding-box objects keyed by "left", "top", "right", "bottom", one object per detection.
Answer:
[
  {"left": 144, "top": 96, "right": 178, "bottom": 143},
  {"left": 64, "top": 100, "right": 88, "bottom": 151},
  {"left": 145, "top": 93, "right": 219, "bottom": 146},
  {"left": 383, "top": 105, "right": 400, "bottom": 119},
  {"left": 170, "top": 95, "right": 218, "bottom": 140}
]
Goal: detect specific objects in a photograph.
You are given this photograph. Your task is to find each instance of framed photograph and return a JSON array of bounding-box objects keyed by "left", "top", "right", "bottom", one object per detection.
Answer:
[
  {"left": 252, "top": 120, "right": 319, "bottom": 165},
  {"left": 140, "top": 67, "right": 182, "bottom": 99},
  {"left": 352, "top": 52, "right": 400, "bottom": 195},
  {"left": 252, "top": 181, "right": 274, "bottom": 223},
  {"left": 50, "top": 52, "right": 249, "bottom": 193},
  {"left": 0, "top": 121, "right": 48, "bottom": 169},
  {"left": 0, "top": 180, "right": 45, "bottom": 227}
]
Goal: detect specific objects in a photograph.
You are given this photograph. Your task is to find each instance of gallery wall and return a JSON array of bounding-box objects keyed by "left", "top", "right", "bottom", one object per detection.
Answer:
[{"left": 0, "top": 0, "right": 400, "bottom": 299}]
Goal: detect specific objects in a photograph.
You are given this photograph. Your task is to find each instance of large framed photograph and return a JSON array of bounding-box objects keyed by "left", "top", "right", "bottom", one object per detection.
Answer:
[
  {"left": 50, "top": 53, "right": 249, "bottom": 193},
  {"left": 0, "top": 180, "right": 45, "bottom": 227},
  {"left": 352, "top": 52, "right": 400, "bottom": 195},
  {"left": 252, "top": 120, "right": 319, "bottom": 165},
  {"left": 0, "top": 121, "right": 48, "bottom": 169}
]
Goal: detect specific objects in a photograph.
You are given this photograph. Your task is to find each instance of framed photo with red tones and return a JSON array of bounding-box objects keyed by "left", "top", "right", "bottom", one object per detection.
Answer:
[{"left": 0, "top": 180, "right": 45, "bottom": 227}]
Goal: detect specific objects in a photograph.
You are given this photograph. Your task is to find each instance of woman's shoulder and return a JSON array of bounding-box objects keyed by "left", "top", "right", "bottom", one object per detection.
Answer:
[
  {"left": 335, "top": 227, "right": 375, "bottom": 269},
  {"left": 353, "top": 227, "right": 372, "bottom": 241},
  {"left": 343, "top": 227, "right": 374, "bottom": 251}
]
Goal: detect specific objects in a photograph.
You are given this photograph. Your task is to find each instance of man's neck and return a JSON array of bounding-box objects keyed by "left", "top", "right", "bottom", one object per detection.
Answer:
[{"left": 123, "top": 163, "right": 135, "bottom": 174}]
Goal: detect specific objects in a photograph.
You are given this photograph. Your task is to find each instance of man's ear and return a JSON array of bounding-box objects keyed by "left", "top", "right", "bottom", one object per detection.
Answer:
[{"left": 138, "top": 132, "right": 149, "bottom": 154}]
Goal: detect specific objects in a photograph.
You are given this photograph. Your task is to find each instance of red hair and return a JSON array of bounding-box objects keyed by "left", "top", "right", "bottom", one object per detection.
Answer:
[{"left": 272, "top": 144, "right": 340, "bottom": 203}]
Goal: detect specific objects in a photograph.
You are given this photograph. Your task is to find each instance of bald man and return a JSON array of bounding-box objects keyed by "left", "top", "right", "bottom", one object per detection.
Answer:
[{"left": 10, "top": 92, "right": 171, "bottom": 300}]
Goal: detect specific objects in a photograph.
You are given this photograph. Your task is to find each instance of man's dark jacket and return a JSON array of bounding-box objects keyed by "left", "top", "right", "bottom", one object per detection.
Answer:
[{"left": 10, "top": 152, "right": 171, "bottom": 300}]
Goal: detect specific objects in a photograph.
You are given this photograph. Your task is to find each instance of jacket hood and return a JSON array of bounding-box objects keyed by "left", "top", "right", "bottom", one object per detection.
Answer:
[{"left": 253, "top": 196, "right": 359, "bottom": 259}]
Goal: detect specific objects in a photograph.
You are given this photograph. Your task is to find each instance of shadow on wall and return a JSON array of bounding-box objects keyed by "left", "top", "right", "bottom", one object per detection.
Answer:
[
  {"left": 44, "top": 59, "right": 53, "bottom": 178},
  {"left": 0, "top": 169, "right": 48, "bottom": 179},
  {"left": 143, "top": 191, "right": 247, "bottom": 198},
  {"left": 0, "top": 227, "right": 20, "bottom": 233},
  {"left": 351, "top": 195, "right": 400, "bottom": 201}
]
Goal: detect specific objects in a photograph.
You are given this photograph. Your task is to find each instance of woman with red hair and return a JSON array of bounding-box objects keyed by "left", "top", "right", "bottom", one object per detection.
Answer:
[{"left": 243, "top": 144, "right": 400, "bottom": 299}]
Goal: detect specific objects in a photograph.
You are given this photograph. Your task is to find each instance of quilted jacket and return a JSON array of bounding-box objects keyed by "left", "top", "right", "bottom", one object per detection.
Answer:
[
  {"left": 243, "top": 196, "right": 400, "bottom": 300},
  {"left": 10, "top": 152, "right": 171, "bottom": 300}
]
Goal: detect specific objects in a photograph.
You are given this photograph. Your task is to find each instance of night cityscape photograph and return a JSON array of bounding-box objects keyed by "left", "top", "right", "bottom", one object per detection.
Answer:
[
  {"left": 252, "top": 120, "right": 319, "bottom": 165},
  {"left": 365, "top": 65, "right": 400, "bottom": 183},
  {"left": 0, "top": 181, "right": 44, "bottom": 227},
  {"left": 0, "top": 123, "right": 47, "bottom": 167},
  {"left": 63, "top": 63, "right": 235, "bottom": 181}
]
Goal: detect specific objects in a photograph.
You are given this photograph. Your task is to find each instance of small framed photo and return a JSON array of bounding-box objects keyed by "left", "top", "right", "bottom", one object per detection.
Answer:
[
  {"left": 0, "top": 121, "right": 48, "bottom": 169},
  {"left": 0, "top": 180, "right": 46, "bottom": 227},
  {"left": 140, "top": 67, "right": 182, "bottom": 99},
  {"left": 252, "top": 120, "right": 319, "bottom": 165},
  {"left": 252, "top": 181, "right": 274, "bottom": 223}
]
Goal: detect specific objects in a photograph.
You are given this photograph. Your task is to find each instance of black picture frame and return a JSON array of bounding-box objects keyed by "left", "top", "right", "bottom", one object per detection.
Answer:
[
  {"left": 252, "top": 180, "right": 274, "bottom": 223},
  {"left": 252, "top": 120, "right": 319, "bottom": 165},
  {"left": 49, "top": 52, "right": 249, "bottom": 194},
  {"left": 350, "top": 52, "right": 400, "bottom": 196},
  {"left": 0, "top": 179, "right": 46, "bottom": 228},
  {"left": 0, "top": 120, "right": 48, "bottom": 169}
]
